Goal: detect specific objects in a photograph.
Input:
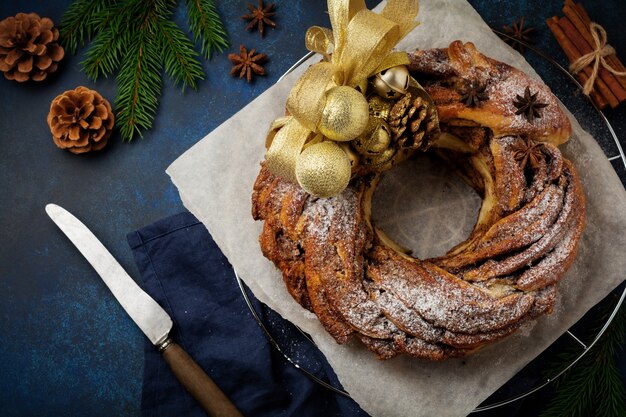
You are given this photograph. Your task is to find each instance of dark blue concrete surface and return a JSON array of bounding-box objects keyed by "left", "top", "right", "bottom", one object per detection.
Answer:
[{"left": 0, "top": 1, "right": 624, "bottom": 416}]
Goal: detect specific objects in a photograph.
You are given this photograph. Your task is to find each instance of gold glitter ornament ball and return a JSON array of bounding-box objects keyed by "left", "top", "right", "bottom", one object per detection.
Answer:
[
  {"left": 318, "top": 86, "right": 369, "bottom": 142},
  {"left": 354, "top": 117, "right": 391, "bottom": 155},
  {"left": 296, "top": 141, "right": 352, "bottom": 197}
]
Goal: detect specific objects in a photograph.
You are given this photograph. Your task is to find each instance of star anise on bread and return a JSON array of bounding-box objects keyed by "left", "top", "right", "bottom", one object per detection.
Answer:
[
  {"left": 513, "top": 86, "right": 548, "bottom": 123},
  {"left": 511, "top": 135, "right": 544, "bottom": 170},
  {"left": 228, "top": 45, "right": 267, "bottom": 82},
  {"left": 242, "top": 0, "right": 276, "bottom": 38},
  {"left": 458, "top": 80, "right": 489, "bottom": 107},
  {"left": 501, "top": 17, "right": 535, "bottom": 53}
]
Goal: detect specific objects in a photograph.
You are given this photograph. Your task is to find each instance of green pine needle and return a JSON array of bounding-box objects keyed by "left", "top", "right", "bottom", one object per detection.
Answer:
[
  {"left": 185, "top": 0, "right": 229, "bottom": 59},
  {"left": 540, "top": 299, "right": 626, "bottom": 417},
  {"left": 115, "top": 23, "right": 163, "bottom": 140},
  {"left": 59, "top": 0, "right": 228, "bottom": 141},
  {"left": 59, "top": 0, "right": 114, "bottom": 54},
  {"left": 81, "top": 6, "right": 129, "bottom": 80},
  {"left": 157, "top": 18, "right": 204, "bottom": 90}
]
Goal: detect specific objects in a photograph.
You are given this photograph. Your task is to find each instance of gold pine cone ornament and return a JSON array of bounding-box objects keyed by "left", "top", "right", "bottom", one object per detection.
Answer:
[
  {"left": 0, "top": 13, "right": 64, "bottom": 82},
  {"left": 389, "top": 89, "right": 438, "bottom": 151},
  {"left": 48, "top": 86, "right": 114, "bottom": 154}
]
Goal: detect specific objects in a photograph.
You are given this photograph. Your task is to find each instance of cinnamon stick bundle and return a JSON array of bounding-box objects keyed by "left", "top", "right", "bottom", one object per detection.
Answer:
[
  {"left": 563, "top": 0, "right": 626, "bottom": 92},
  {"left": 545, "top": 16, "right": 608, "bottom": 108},
  {"left": 546, "top": 1, "right": 626, "bottom": 109}
]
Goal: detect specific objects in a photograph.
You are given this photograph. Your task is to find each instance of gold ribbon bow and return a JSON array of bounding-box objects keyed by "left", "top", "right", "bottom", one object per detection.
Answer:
[
  {"left": 265, "top": 0, "right": 419, "bottom": 196},
  {"left": 569, "top": 22, "right": 626, "bottom": 95}
]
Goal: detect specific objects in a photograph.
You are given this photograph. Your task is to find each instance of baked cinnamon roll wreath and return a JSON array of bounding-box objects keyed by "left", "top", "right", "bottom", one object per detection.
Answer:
[{"left": 252, "top": 41, "right": 585, "bottom": 360}]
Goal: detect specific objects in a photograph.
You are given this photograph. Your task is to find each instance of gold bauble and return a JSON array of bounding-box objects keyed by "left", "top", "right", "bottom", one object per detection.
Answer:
[
  {"left": 338, "top": 142, "right": 360, "bottom": 171},
  {"left": 318, "top": 86, "right": 369, "bottom": 142},
  {"left": 353, "top": 117, "right": 391, "bottom": 155},
  {"left": 367, "top": 95, "right": 393, "bottom": 120},
  {"left": 365, "top": 147, "right": 396, "bottom": 172},
  {"left": 296, "top": 141, "right": 352, "bottom": 198},
  {"left": 372, "top": 65, "right": 410, "bottom": 100}
]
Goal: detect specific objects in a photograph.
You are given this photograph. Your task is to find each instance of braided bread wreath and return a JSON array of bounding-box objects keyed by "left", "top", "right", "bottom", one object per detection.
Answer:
[{"left": 252, "top": 41, "right": 586, "bottom": 360}]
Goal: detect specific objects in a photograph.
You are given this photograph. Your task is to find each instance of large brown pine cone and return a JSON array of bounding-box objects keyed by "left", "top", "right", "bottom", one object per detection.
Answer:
[
  {"left": 0, "top": 12, "right": 64, "bottom": 82},
  {"left": 48, "top": 87, "right": 114, "bottom": 154}
]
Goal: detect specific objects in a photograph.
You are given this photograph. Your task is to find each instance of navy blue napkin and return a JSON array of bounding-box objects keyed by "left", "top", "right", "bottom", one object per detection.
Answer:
[{"left": 127, "top": 212, "right": 369, "bottom": 417}]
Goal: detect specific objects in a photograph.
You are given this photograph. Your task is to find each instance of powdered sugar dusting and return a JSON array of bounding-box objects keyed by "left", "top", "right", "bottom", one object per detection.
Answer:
[
  {"left": 302, "top": 189, "right": 401, "bottom": 339},
  {"left": 489, "top": 71, "right": 563, "bottom": 135}
]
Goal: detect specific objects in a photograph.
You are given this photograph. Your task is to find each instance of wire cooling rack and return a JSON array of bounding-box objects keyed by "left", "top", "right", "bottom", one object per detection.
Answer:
[{"left": 235, "top": 31, "right": 626, "bottom": 412}]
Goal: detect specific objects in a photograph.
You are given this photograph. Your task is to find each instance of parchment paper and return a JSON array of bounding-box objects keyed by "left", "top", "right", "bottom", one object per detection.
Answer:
[{"left": 167, "top": 1, "right": 626, "bottom": 416}]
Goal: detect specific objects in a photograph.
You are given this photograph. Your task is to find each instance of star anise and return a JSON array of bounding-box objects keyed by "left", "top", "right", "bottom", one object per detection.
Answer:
[
  {"left": 242, "top": 0, "right": 277, "bottom": 38},
  {"left": 228, "top": 45, "right": 267, "bottom": 82},
  {"left": 511, "top": 135, "right": 544, "bottom": 170},
  {"left": 501, "top": 17, "right": 535, "bottom": 53},
  {"left": 513, "top": 86, "right": 549, "bottom": 123},
  {"left": 458, "top": 80, "right": 489, "bottom": 107}
]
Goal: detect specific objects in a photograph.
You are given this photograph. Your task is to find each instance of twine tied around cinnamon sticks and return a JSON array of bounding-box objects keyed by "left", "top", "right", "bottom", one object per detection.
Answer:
[
  {"left": 569, "top": 22, "right": 626, "bottom": 95},
  {"left": 547, "top": 1, "right": 626, "bottom": 109}
]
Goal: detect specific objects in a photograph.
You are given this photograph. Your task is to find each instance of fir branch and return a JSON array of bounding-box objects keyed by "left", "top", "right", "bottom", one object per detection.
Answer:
[
  {"left": 156, "top": 18, "right": 204, "bottom": 90},
  {"left": 80, "top": 6, "right": 129, "bottom": 80},
  {"left": 81, "top": 27, "right": 122, "bottom": 80},
  {"left": 115, "top": 18, "right": 163, "bottom": 140},
  {"left": 59, "top": 0, "right": 114, "bottom": 54},
  {"left": 61, "top": 0, "right": 228, "bottom": 140},
  {"left": 540, "top": 299, "right": 626, "bottom": 417},
  {"left": 185, "top": 0, "right": 229, "bottom": 59}
]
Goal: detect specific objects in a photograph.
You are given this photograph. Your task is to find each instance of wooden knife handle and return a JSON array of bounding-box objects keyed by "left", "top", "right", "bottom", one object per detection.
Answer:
[{"left": 160, "top": 340, "right": 244, "bottom": 417}]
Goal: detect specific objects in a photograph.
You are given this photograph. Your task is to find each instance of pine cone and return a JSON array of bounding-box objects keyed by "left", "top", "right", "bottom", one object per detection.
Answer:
[
  {"left": 47, "top": 87, "right": 114, "bottom": 154},
  {"left": 0, "top": 13, "right": 64, "bottom": 82},
  {"left": 388, "top": 92, "right": 438, "bottom": 151}
]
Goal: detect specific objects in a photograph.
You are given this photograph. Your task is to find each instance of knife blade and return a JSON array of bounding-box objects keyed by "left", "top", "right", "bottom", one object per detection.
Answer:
[{"left": 46, "top": 204, "right": 243, "bottom": 417}]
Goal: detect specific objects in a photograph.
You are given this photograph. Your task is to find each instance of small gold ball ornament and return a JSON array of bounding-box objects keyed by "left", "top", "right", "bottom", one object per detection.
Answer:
[
  {"left": 372, "top": 65, "right": 410, "bottom": 100},
  {"left": 318, "top": 86, "right": 369, "bottom": 142},
  {"left": 296, "top": 141, "right": 352, "bottom": 198},
  {"left": 338, "top": 142, "right": 360, "bottom": 172},
  {"left": 367, "top": 95, "right": 393, "bottom": 120},
  {"left": 365, "top": 147, "right": 396, "bottom": 172},
  {"left": 353, "top": 117, "right": 391, "bottom": 155}
]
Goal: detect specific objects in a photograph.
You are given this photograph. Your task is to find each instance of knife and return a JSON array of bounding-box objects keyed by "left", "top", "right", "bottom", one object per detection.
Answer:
[{"left": 45, "top": 204, "right": 243, "bottom": 417}]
